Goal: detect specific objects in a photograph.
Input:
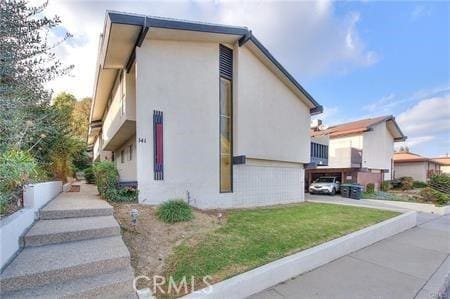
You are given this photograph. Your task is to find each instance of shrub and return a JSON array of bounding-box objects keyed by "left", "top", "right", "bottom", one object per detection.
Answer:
[
  {"left": 420, "top": 187, "right": 450, "bottom": 206},
  {"left": 156, "top": 199, "right": 193, "bottom": 223},
  {"left": 381, "top": 181, "right": 391, "bottom": 192},
  {"left": 92, "top": 161, "right": 119, "bottom": 197},
  {"left": 0, "top": 149, "right": 40, "bottom": 193},
  {"left": 105, "top": 187, "right": 138, "bottom": 202},
  {"left": 84, "top": 166, "right": 95, "bottom": 184},
  {"left": 0, "top": 149, "right": 45, "bottom": 215},
  {"left": 412, "top": 181, "right": 427, "bottom": 189},
  {"left": 400, "top": 177, "right": 414, "bottom": 190},
  {"left": 429, "top": 174, "right": 450, "bottom": 189},
  {"left": 366, "top": 183, "right": 375, "bottom": 194}
]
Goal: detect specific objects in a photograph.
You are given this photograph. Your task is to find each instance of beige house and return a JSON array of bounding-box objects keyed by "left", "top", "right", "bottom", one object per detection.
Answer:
[
  {"left": 394, "top": 152, "right": 442, "bottom": 182},
  {"left": 307, "top": 116, "right": 406, "bottom": 191},
  {"left": 432, "top": 156, "right": 450, "bottom": 175},
  {"left": 87, "top": 11, "right": 322, "bottom": 208}
]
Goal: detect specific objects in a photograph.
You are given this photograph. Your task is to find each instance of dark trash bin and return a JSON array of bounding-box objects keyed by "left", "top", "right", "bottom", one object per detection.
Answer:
[
  {"left": 340, "top": 184, "right": 352, "bottom": 198},
  {"left": 350, "top": 184, "right": 363, "bottom": 200}
]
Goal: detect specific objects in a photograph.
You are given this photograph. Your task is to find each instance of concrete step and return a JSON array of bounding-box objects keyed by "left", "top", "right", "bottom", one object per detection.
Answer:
[
  {"left": 2, "top": 266, "right": 136, "bottom": 299},
  {"left": 23, "top": 216, "right": 121, "bottom": 247},
  {"left": 0, "top": 236, "right": 131, "bottom": 293},
  {"left": 40, "top": 197, "right": 113, "bottom": 220}
]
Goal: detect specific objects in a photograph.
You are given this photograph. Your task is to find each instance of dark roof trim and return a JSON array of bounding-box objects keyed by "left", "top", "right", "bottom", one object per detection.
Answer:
[
  {"left": 244, "top": 35, "right": 322, "bottom": 114},
  {"left": 386, "top": 116, "right": 407, "bottom": 141},
  {"left": 105, "top": 11, "right": 322, "bottom": 115},
  {"left": 238, "top": 31, "right": 252, "bottom": 46},
  {"left": 146, "top": 17, "right": 248, "bottom": 36},
  {"left": 108, "top": 12, "right": 145, "bottom": 26},
  {"left": 108, "top": 11, "right": 248, "bottom": 36}
]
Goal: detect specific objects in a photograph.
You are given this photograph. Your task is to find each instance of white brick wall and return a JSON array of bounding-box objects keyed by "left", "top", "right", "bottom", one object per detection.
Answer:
[{"left": 230, "top": 164, "right": 304, "bottom": 208}]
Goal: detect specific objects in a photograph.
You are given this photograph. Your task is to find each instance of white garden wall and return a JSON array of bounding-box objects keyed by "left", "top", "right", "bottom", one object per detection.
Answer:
[
  {"left": 1, "top": 181, "right": 62, "bottom": 270},
  {"left": 23, "top": 181, "right": 62, "bottom": 213}
]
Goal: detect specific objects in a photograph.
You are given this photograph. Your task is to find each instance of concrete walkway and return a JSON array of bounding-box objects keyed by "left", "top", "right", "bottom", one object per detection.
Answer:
[
  {"left": 250, "top": 212, "right": 450, "bottom": 299},
  {"left": 0, "top": 183, "right": 136, "bottom": 298}
]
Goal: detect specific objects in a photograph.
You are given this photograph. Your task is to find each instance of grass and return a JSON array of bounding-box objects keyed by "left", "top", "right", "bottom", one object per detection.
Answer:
[{"left": 164, "top": 203, "right": 398, "bottom": 289}]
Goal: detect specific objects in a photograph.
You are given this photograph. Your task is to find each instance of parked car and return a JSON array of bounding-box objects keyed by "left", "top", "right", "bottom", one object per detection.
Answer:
[{"left": 309, "top": 176, "right": 341, "bottom": 195}]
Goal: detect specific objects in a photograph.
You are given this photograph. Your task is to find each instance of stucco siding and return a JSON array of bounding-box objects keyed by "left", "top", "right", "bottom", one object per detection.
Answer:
[
  {"left": 113, "top": 135, "right": 137, "bottom": 182},
  {"left": 394, "top": 162, "right": 427, "bottom": 182},
  {"left": 363, "top": 122, "right": 394, "bottom": 179},
  {"left": 325, "top": 134, "right": 363, "bottom": 168},
  {"left": 136, "top": 39, "right": 220, "bottom": 206},
  {"left": 440, "top": 165, "right": 450, "bottom": 174},
  {"left": 134, "top": 39, "right": 308, "bottom": 208},
  {"left": 235, "top": 47, "right": 311, "bottom": 163}
]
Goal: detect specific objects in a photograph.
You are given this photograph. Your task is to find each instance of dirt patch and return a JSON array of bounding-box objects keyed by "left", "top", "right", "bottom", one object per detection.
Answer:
[{"left": 112, "top": 203, "right": 220, "bottom": 290}]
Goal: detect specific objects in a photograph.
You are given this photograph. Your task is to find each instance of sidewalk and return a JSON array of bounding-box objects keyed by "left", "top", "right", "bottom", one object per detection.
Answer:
[{"left": 250, "top": 213, "right": 450, "bottom": 299}]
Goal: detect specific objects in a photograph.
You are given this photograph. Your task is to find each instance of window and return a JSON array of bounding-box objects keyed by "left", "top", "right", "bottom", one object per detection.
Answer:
[
  {"left": 121, "top": 150, "right": 124, "bottom": 163},
  {"left": 129, "top": 144, "right": 133, "bottom": 161},
  {"left": 121, "top": 71, "right": 126, "bottom": 115},
  {"left": 219, "top": 45, "right": 233, "bottom": 193},
  {"left": 111, "top": 152, "right": 115, "bottom": 162}
]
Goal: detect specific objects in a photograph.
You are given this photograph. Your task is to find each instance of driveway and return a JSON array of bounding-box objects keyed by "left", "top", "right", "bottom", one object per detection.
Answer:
[{"left": 249, "top": 212, "right": 450, "bottom": 299}]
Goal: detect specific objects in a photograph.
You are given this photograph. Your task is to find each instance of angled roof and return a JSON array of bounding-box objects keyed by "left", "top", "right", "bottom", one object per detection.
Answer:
[
  {"left": 311, "top": 115, "right": 407, "bottom": 141},
  {"left": 394, "top": 152, "right": 443, "bottom": 164},
  {"left": 432, "top": 156, "right": 450, "bottom": 165},
  {"left": 89, "top": 11, "right": 322, "bottom": 132}
]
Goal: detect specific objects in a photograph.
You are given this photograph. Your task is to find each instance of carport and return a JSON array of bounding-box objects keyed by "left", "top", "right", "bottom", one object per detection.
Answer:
[{"left": 305, "top": 168, "right": 358, "bottom": 191}]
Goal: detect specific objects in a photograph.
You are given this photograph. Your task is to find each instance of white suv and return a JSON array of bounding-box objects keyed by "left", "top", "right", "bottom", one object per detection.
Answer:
[{"left": 309, "top": 176, "right": 340, "bottom": 195}]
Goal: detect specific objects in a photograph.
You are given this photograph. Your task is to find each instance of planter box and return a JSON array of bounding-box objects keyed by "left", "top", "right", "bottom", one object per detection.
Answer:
[
  {"left": 1, "top": 181, "right": 62, "bottom": 271},
  {"left": 0, "top": 208, "right": 35, "bottom": 271},
  {"left": 23, "top": 181, "right": 62, "bottom": 213},
  {"left": 183, "top": 211, "right": 417, "bottom": 299}
]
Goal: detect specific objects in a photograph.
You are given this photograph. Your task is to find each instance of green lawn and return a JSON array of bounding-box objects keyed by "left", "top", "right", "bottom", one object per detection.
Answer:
[{"left": 164, "top": 203, "right": 398, "bottom": 287}]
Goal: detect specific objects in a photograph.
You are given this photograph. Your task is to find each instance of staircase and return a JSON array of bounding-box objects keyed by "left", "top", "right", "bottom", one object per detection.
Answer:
[{"left": 0, "top": 184, "right": 136, "bottom": 298}]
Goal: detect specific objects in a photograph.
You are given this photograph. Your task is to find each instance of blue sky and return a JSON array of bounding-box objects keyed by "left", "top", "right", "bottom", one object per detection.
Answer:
[{"left": 44, "top": 0, "right": 449, "bottom": 157}]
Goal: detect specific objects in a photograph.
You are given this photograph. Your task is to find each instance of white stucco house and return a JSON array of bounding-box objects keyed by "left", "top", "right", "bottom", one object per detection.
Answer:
[
  {"left": 87, "top": 11, "right": 323, "bottom": 209},
  {"left": 307, "top": 116, "right": 407, "bottom": 191},
  {"left": 393, "top": 152, "right": 442, "bottom": 182}
]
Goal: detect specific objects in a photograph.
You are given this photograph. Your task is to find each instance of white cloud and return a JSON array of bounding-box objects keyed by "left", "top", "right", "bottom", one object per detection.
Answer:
[
  {"left": 397, "top": 95, "right": 450, "bottom": 136},
  {"left": 363, "top": 93, "right": 395, "bottom": 113},
  {"left": 410, "top": 5, "right": 432, "bottom": 21},
  {"left": 396, "top": 94, "right": 450, "bottom": 155},
  {"left": 41, "top": 0, "right": 377, "bottom": 98},
  {"left": 395, "top": 136, "right": 435, "bottom": 150},
  {"left": 362, "top": 84, "right": 450, "bottom": 115}
]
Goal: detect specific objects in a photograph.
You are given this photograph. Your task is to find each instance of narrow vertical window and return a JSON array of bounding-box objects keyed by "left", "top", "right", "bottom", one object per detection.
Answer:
[
  {"left": 219, "top": 45, "right": 233, "bottom": 193},
  {"left": 121, "top": 71, "right": 126, "bottom": 115},
  {"left": 129, "top": 144, "right": 133, "bottom": 161},
  {"left": 153, "top": 110, "right": 164, "bottom": 180},
  {"left": 121, "top": 150, "right": 124, "bottom": 163}
]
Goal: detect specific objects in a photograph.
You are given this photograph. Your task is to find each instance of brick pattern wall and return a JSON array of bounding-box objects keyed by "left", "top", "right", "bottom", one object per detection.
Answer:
[
  {"left": 357, "top": 171, "right": 383, "bottom": 191},
  {"left": 230, "top": 164, "right": 304, "bottom": 208}
]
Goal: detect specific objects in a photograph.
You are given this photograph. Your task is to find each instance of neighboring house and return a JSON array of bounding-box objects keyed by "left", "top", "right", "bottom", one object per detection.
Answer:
[
  {"left": 306, "top": 116, "right": 406, "bottom": 191},
  {"left": 87, "top": 11, "right": 322, "bottom": 209},
  {"left": 394, "top": 152, "right": 442, "bottom": 182},
  {"left": 432, "top": 156, "right": 450, "bottom": 175}
]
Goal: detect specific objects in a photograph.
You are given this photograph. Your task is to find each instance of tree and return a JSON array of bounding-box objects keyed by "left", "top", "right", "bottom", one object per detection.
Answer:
[
  {"left": 0, "top": 0, "right": 73, "bottom": 151},
  {"left": 72, "top": 97, "right": 91, "bottom": 139}
]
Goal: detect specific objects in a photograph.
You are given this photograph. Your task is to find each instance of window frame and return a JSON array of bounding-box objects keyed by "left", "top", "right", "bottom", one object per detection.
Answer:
[
  {"left": 219, "top": 44, "right": 233, "bottom": 193},
  {"left": 129, "top": 144, "right": 133, "bottom": 161}
]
